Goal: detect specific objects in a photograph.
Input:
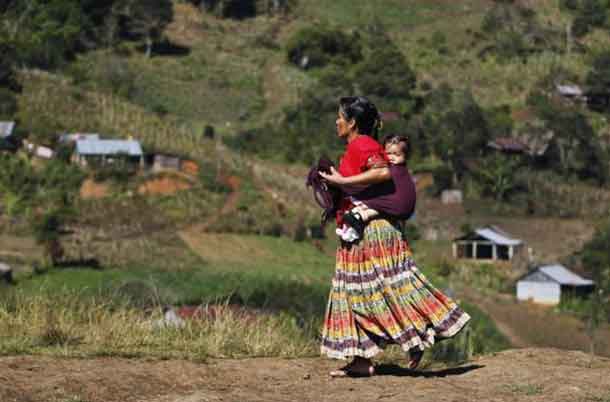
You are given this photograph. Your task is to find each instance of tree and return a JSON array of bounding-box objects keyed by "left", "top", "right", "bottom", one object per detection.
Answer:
[
  {"left": 285, "top": 26, "right": 363, "bottom": 70},
  {"left": 472, "top": 154, "right": 522, "bottom": 201},
  {"left": 115, "top": 0, "right": 173, "bottom": 58},
  {"left": 32, "top": 210, "right": 65, "bottom": 267},
  {"left": 586, "top": 50, "right": 610, "bottom": 113},
  {"left": 572, "top": 0, "right": 607, "bottom": 37},
  {"left": 424, "top": 87, "right": 492, "bottom": 184},
  {"left": 7, "top": 0, "right": 85, "bottom": 68},
  {"left": 581, "top": 222, "right": 610, "bottom": 355},
  {"left": 526, "top": 85, "right": 609, "bottom": 185},
  {"left": 351, "top": 35, "right": 416, "bottom": 110}
]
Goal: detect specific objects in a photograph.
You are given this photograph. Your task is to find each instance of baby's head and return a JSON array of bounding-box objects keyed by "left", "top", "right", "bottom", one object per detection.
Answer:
[{"left": 382, "top": 135, "right": 410, "bottom": 166}]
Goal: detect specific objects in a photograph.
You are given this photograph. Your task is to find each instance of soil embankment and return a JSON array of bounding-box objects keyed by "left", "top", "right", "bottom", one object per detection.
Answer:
[{"left": 1, "top": 348, "right": 609, "bottom": 402}]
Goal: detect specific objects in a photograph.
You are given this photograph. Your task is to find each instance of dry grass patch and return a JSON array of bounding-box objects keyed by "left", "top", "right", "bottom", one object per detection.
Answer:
[{"left": 0, "top": 292, "right": 317, "bottom": 359}]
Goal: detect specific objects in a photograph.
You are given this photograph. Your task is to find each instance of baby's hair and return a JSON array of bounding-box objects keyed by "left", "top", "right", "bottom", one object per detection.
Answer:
[{"left": 382, "top": 134, "right": 410, "bottom": 159}]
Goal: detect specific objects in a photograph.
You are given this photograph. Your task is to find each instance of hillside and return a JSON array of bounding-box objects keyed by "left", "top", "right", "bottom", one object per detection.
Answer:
[
  {"left": 1, "top": 348, "right": 610, "bottom": 402},
  {"left": 3, "top": 0, "right": 610, "bottom": 390}
]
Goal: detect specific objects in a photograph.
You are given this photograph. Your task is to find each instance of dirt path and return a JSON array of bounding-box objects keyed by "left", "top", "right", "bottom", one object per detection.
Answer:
[
  {"left": 178, "top": 175, "right": 241, "bottom": 248},
  {"left": 1, "top": 348, "right": 609, "bottom": 402},
  {"left": 457, "top": 290, "right": 531, "bottom": 349}
]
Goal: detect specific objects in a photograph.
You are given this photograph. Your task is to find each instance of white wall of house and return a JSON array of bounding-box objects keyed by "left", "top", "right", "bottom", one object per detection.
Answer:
[{"left": 517, "top": 281, "right": 560, "bottom": 305}]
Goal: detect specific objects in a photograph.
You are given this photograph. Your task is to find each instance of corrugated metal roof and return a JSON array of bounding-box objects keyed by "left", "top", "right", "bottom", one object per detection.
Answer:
[
  {"left": 0, "top": 122, "right": 15, "bottom": 138},
  {"left": 556, "top": 84, "right": 583, "bottom": 97},
  {"left": 60, "top": 133, "right": 100, "bottom": 142},
  {"left": 474, "top": 227, "right": 522, "bottom": 246},
  {"left": 76, "top": 139, "right": 143, "bottom": 156},
  {"left": 539, "top": 264, "right": 594, "bottom": 286}
]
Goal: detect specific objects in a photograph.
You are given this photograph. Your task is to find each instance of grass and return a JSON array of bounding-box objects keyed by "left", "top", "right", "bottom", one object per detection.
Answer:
[
  {"left": 0, "top": 291, "right": 317, "bottom": 359},
  {"left": 1, "top": 233, "right": 509, "bottom": 361}
]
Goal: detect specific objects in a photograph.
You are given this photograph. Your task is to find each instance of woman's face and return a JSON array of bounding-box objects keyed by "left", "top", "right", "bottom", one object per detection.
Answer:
[{"left": 336, "top": 110, "right": 355, "bottom": 138}]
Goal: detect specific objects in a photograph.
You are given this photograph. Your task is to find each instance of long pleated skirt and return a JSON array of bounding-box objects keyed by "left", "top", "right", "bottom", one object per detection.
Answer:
[{"left": 321, "top": 219, "right": 471, "bottom": 359}]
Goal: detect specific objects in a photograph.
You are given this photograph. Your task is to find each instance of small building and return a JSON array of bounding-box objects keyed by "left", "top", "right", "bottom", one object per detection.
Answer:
[
  {"left": 516, "top": 264, "right": 594, "bottom": 305},
  {"left": 487, "top": 137, "right": 528, "bottom": 154},
  {"left": 0, "top": 121, "right": 15, "bottom": 139},
  {"left": 0, "top": 121, "right": 18, "bottom": 152},
  {"left": 152, "top": 154, "right": 181, "bottom": 172},
  {"left": 73, "top": 139, "right": 144, "bottom": 169},
  {"left": 453, "top": 226, "right": 524, "bottom": 261},
  {"left": 23, "top": 140, "right": 54, "bottom": 159},
  {"left": 556, "top": 84, "right": 585, "bottom": 100},
  {"left": 441, "top": 189, "right": 463, "bottom": 205},
  {"left": 59, "top": 133, "right": 100, "bottom": 143}
]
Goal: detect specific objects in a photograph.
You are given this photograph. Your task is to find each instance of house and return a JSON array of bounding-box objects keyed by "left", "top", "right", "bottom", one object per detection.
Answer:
[
  {"left": 0, "top": 121, "right": 17, "bottom": 152},
  {"left": 59, "top": 133, "right": 100, "bottom": 143},
  {"left": 23, "top": 140, "right": 54, "bottom": 159},
  {"left": 487, "top": 137, "right": 528, "bottom": 154},
  {"left": 152, "top": 154, "right": 181, "bottom": 173},
  {"left": 453, "top": 226, "right": 524, "bottom": 261},
  {"left": 516, "top": 264, "right": 594, "bottom": 305},
  {"left": 72, "top": 139, "right": 144, "bottom": 169},
  {"left": 556, "top": 84, "right": 585, "bottom": 101}
]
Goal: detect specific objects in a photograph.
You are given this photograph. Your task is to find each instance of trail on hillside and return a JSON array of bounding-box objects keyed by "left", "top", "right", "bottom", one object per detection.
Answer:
[
  {"left": 457, "top": 289, "right": 531, "bottom": 349},
  {"left": 178, "top": 175, "right": 241, "bottom": 253},
  {"left": 457, "top": 288, "right": 610, "bottom": 357},
  {"left": 1, "top": 348, "right": 609, "bottom": 402}
]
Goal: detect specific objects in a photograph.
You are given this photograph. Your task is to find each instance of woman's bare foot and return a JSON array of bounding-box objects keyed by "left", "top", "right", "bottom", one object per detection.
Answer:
[
  {"left": 408, "top": 349, "right": 424, "bottom": 370},
  {"left": 330, "top": 357, "right": 375, "bottom": 377}
]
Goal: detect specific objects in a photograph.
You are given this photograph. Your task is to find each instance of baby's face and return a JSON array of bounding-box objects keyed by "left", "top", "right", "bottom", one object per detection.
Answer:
[{"left": 385, "top": 143, "right": 406, "bottom": 165}]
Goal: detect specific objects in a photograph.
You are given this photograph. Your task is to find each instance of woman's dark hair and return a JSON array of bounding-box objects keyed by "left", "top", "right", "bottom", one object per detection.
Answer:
[
  {"left": 382, "top": 134, "right": 411, "bottom": 159},
  {"left": 339, "top": 96, "right": 382, "bottom": 139}
]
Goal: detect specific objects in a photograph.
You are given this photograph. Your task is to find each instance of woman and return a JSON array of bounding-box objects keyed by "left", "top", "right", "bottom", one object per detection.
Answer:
[{"left": 318, "top": 96, "right": 471, "bottom": 377}]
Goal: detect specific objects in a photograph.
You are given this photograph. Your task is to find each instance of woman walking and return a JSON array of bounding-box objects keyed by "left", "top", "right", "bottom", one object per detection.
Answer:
[{"left": 318, "top": 96, "right": 470, "bottom": 377}]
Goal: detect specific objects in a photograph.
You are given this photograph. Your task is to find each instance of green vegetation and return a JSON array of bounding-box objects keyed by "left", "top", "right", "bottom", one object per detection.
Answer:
[{"left": 1, "top": 0, "right": 610, "bottom": 363}]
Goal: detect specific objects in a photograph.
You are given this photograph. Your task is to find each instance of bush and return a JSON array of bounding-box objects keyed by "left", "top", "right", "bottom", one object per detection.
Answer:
[
  {"left": 0, "top": 88, "right": 17, "bottom": 119},
  {"left": 285, "top": 26, "right": 362, "bottom": 70},
  {"left": 192, "top": 0, "right": 295, "bottom": 19}
]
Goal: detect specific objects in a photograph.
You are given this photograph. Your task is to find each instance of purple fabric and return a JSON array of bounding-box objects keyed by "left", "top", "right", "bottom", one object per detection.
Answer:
[
  {"left": 306, "top": 156, "right": 343, "bottom": 225},
  {"left": 342, "top": 165, "right": 416, "bottom": 220}
]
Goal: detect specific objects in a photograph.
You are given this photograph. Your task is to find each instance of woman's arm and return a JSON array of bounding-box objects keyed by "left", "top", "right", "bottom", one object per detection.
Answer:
[{"left": 319, "top": 166, "right": 391, "bottom": 186}]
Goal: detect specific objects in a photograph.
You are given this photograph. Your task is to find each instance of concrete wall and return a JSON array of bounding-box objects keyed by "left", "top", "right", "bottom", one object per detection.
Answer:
[{"left": 517, "top": 281, "right": 560, "bottom": 305}]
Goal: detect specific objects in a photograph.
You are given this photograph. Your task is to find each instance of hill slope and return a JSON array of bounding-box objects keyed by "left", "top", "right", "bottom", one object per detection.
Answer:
[{"left": 1, "top": 348, "right": 609, "bottom": 402}]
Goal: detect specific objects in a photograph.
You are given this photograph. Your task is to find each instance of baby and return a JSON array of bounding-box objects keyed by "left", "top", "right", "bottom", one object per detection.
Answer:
[{"left": 338, "top": 134, "right": 416, "bottom": 242}]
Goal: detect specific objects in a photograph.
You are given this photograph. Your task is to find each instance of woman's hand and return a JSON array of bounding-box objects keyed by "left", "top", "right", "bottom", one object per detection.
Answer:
[
  {"left": 321, "top": 166, "right": 391, "bottom": 187},
  {"left": 319, "top": 166, "right": 346, "bottom": 185}
]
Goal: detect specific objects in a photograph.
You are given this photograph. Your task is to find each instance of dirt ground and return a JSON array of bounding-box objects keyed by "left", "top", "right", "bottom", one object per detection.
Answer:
[{"left": 1, "top": 348, "right": 609, "bottom": 402}]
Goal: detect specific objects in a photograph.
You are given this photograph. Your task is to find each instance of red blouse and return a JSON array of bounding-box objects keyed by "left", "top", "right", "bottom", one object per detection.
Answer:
[{"left": 336, "top": 135, "right": 388, "bottom": 224}]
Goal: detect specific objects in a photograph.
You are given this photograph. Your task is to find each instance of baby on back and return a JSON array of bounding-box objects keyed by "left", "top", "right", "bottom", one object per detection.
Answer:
[{"left": 338, "top": 134, "right": 416, "bottom": 241}]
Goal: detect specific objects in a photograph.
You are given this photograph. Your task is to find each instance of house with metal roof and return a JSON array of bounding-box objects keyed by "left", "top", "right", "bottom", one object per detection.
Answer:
[
  {"left": 72, "top": 139, "right": 144, "bottom": 169},
  {"left": 452, "top": 226, "right": 524, "bottom": 261},
  {"left": 59, "top": 133, "right": 100, "bottom": 143},
  {"left": 0, "top": 122, "right": 18, "bottom": 152},
  {"left": 516, "top": 264, "right": 594, "bottom": 305},
  {"left": 0, "top": 122, "right": 15, "bottom": 139}
]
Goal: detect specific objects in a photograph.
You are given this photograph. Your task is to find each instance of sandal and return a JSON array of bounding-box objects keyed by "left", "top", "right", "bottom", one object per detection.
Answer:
[
  {"left": 330, "top": 359, "right": 375, "bottom": 378},
  {"left": 408, "top": 349, "right": 424, "bottom": 370}
]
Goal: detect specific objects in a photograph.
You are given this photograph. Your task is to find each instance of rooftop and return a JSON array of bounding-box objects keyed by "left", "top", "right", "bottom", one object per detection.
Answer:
[
  {"left": 455, "top": 226, "right": 523, "bottom": 246},
  {"left": 527, "top": 264, "right": 594, "bottom": 286},
  {"left": 75, "top": 139, "right": 143, "bottom": 156},
  {"left": 0, "top": 122, "right": 15, "bottom": 138}
]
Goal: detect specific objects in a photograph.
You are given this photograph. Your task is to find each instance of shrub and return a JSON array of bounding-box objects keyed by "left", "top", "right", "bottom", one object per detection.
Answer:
[
  {"left": 0, "top": 88, "right": 17, "bottom": 119},
  {"left": 285, "top": 26, "right": 362, "bottom": 70}
]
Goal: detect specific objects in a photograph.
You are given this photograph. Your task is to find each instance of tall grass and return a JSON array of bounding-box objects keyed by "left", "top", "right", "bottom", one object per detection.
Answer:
[{"left": 0, "top": 291, "right": 317, "bottom": 359}]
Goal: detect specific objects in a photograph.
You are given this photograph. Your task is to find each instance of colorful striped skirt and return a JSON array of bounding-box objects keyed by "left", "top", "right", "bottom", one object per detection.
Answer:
[{"left": 321, "top": 219, "right": 471, "bottom": 359}]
